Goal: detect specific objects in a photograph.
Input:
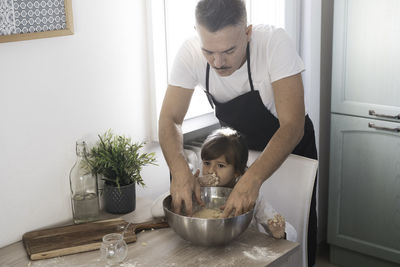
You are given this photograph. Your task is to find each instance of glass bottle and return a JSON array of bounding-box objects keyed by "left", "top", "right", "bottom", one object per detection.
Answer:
[{"left": 69, "top": 141, "right": 100, "bottom": 224}]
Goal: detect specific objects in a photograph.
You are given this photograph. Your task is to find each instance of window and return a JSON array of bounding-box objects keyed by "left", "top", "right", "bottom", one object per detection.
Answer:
[
  {"left": 148, "top": 0, "right": 301, "bottom": 136},
  {"left": 164, "top": 0, "right": 211, "bottom": 121}
]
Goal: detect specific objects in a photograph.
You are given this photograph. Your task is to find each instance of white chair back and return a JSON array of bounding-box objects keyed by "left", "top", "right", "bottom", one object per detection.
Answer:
[{"left": 248, "top": 152, "right": 318, "bottom": 267}]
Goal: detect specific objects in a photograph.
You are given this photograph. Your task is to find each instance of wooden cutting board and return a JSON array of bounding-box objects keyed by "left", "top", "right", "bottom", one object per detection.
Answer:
[{"left": 22, "top": 218, "right": 169, "bottom": 260}]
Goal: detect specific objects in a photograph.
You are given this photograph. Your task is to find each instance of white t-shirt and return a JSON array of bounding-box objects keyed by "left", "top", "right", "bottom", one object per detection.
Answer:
[{"left": 169, "top": 25, "right": 305, "bottom": 118}]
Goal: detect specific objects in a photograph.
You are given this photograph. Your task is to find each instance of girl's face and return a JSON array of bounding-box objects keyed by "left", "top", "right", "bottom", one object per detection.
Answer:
[{"left": 202, "top": 155, "right": 238, "bottom": 186}]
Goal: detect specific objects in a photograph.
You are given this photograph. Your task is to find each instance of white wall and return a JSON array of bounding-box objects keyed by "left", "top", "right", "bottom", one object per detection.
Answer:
[
  {"left": 301, "top": 0, "right": 321, "bottom": 146},
  {"left": 301, "top": 0, "right": 334, "bottom": 244},
  {"left": 0, "top": 0, "right": 170, "bottom": 248},
  {"left": 300, "top": 0, "right": 325, "bottom": 243}
]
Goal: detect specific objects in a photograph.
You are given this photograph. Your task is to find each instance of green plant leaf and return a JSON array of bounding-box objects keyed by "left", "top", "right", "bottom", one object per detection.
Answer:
[{"left": 82, "top": 130, "right": 157, "bottom": 188}]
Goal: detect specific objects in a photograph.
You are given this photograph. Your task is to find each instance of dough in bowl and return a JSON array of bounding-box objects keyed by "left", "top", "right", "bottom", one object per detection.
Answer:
[{"left": 192, "top": 207, "right": 223, "bottom": 219}]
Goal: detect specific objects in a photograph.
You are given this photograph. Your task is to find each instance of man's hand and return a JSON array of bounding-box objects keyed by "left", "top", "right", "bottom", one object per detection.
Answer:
[
  {"left": 221, "top": 175, "right": 262, "bottom": 217},
  {"left": 170, "top": 170, "right": 202, "bottom": 216}
]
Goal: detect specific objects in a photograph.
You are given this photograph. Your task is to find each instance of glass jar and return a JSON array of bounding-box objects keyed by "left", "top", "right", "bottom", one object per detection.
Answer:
[
  {"left": 100, "top": 233, "right": 128, "bottom": 265},
  {"left": 69, "top": 141, "right": 100, "bottom": 224}
]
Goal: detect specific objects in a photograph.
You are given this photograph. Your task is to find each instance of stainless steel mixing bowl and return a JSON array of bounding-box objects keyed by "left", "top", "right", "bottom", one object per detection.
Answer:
[{"left": 163, "top": 187, "right": 254, "bottom": 246}]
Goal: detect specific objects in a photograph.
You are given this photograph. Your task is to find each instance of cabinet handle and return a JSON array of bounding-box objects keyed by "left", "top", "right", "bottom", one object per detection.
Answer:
[
  {"left": 369, "top": 110, "right": 400, "bottom": 120},
  {"left": 368, "top": 123, "right": 400, "bottom": 133}
]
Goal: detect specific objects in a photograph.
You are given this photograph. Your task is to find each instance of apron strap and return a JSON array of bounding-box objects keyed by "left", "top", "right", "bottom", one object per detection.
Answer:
[
  {"left": 205, "top": 63, "right": 214, "bottom": 108},
  {"left": 246, "top": 43, "right": 255, "bottom": 92},
  {"left": 206, "top": 63, "right": 210, "bottom": 92}
]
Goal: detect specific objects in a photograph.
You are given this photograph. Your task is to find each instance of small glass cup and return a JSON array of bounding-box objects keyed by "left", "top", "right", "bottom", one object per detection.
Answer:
[{"left": 100, "top": 233, "right": 128, "bottom": 265}]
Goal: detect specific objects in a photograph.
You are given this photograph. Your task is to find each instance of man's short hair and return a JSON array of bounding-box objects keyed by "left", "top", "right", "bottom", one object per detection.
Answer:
[{"left": 195, "top": 0, "right": 247, "bottom": 32}]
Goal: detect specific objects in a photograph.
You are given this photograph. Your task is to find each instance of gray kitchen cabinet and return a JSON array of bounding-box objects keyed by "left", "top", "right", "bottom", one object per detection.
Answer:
[
  {"left": 327, "top": 114, "right": 400, "bottom": 266},
  {"left": 331, "top": 0, "right": 400, "bottom": 120},
  {"left": 327, "top": 0, "right": 400, "bottom": 266}
]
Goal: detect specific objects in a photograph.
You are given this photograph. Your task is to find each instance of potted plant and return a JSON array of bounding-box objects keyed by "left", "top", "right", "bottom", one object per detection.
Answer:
[{"left": 84, "top": 130, "right": 156, "bottom": 214}]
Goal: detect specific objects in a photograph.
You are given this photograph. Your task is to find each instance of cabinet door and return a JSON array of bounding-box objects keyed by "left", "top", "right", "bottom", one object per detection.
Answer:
[
  {"left": 331, "top": 0, "right": 400, "bottom": 122},
  {"left": 327, "top": 114, "right": 400, "bottom": 264}
]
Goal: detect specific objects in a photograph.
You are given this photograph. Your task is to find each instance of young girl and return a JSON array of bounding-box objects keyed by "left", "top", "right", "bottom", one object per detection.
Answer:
[{"left": 197, "top": 127, "right": 293, "bottom": 240}]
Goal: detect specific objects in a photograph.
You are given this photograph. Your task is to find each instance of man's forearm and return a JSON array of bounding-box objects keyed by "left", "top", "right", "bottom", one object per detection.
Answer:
[
  {"left": 158, "top": 118, "right": 191, "bottom": 177},
  {"left": 159, "top": 116, "right": 201, "bottom": 215},
  {"left": 245, "top": 123, "right": 304, "bottom": 185}
]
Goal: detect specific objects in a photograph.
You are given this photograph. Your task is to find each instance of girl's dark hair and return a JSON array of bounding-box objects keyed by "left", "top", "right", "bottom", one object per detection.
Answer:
[
  {"left": 201, "top": 127, "right": 248, "bottom": 175},
  {"left": 195, "top": 0, "right": 247, "bottom": 32}
]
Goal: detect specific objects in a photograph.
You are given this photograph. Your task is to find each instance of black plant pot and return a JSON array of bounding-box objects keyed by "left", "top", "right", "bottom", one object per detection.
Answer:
[{"left": 103, "top": 182, "right": 136, "bottom": 214}]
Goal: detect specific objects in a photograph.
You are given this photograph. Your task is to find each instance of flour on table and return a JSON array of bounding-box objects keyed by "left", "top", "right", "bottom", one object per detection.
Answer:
[{"left": 243, "top": 246, "right": 279, "bottom": 261}]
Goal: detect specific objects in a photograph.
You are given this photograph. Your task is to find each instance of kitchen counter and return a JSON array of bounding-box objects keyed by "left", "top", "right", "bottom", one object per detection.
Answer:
[{"left": 0, "top": 197, "right": 299, "bottom": 267}]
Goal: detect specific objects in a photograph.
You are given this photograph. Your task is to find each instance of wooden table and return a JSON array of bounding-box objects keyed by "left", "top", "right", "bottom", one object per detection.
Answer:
[{"left": 0, "top": 197, "right": 299, "bottom": 267}]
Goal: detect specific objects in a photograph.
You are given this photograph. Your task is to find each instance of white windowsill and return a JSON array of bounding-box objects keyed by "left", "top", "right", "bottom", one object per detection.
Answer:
[
  {"left": 182, "top": 112, "right": 220, "bottom": 142},
  {"left": 182, "top": 112, "right": 219, "bottom": 134}
]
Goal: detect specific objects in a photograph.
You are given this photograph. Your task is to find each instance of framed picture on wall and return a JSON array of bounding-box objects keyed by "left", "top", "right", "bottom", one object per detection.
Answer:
[{"left": 0, "top": 0, "right": 73, "bottom": 43}]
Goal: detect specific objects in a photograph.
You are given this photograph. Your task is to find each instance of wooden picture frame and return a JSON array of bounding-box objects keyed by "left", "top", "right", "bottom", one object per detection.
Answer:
[{"left": 0, "top": 0, "right": 73, "bottom": 43}]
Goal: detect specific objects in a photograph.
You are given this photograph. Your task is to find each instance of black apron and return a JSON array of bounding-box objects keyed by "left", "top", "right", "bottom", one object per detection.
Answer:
[{"left": 204, "top": 44, "right": 318, "bottom": 266}]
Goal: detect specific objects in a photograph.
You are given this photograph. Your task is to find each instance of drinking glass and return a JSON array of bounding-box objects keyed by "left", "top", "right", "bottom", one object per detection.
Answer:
[{"left": 100, "top": 233, "right": 128, "bottom": 265}]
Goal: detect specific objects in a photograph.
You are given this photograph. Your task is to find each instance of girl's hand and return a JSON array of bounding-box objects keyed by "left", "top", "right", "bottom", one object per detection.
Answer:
[{"left": 267, "top": 214, "right": 286, "bottom": 239}]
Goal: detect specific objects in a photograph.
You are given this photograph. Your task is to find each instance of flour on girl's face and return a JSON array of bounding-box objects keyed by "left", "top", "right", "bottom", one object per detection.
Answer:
[{"left": 201, "top": 155, "right": 237, "bottom": 186}]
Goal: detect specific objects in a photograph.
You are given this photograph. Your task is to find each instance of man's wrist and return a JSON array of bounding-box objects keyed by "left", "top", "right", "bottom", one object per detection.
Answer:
[
  {"left": 246, "top": 173, "right": 264, "bottom": 188},
  {"left": 170, "top": 162, "right": 192, "bottom": 180},
  {"left": 242, "top": 167, "right": 266, "bottom": 187}
]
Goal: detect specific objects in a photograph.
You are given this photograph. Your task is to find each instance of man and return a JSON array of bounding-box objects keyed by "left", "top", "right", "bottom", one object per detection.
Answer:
[{"left": 158, "top": 0, "right": 317, "bottom": 265}]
